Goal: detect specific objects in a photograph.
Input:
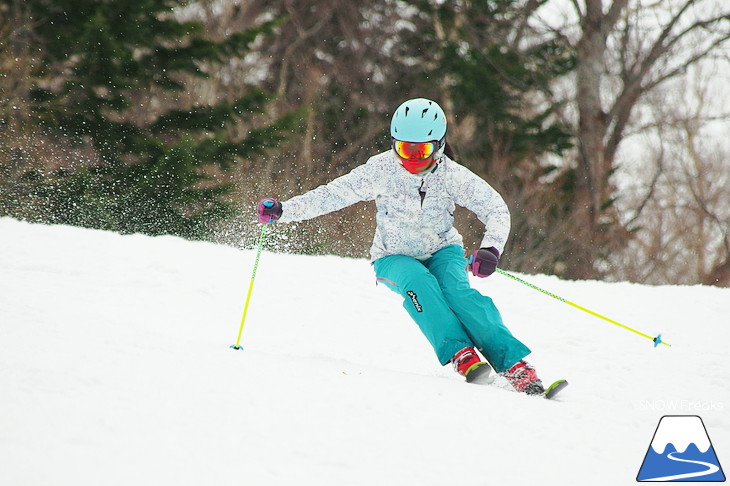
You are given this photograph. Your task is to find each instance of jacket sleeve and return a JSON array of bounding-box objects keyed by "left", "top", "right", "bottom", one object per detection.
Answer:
[
  {"left": 278, "top": 162, "right": 376, "bottom": 223},
  {"left": 449, "top": 164, "right": 511, "bottom": 254}
]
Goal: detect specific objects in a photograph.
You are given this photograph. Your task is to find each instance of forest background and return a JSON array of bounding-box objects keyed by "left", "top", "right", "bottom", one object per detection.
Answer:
[{"left": 2, "top": 0, "right": 729, "bottom": 286}]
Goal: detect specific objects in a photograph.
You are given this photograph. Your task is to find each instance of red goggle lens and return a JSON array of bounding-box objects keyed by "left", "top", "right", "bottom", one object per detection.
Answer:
[{"left": 393, "top": 140, "right": 436, "bottom": 160}]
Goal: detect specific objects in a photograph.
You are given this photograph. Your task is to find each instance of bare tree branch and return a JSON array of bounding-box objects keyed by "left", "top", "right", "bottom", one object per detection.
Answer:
[
  {"left": 643, "top": 32, "right": 730, "bottom": 91},
  {"left": 624, "top": 149, "right": 665, "bottom": 228}
]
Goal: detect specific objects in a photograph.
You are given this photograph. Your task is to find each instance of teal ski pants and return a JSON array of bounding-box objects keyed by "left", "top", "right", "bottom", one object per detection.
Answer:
[{"left": 373, "top": 244, "right": 530, "bottom": 372}]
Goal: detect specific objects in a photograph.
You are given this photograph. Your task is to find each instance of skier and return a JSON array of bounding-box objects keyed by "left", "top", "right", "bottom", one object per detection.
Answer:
[{"left": 257, "top": 98, "right": 544, "bottom": 395}]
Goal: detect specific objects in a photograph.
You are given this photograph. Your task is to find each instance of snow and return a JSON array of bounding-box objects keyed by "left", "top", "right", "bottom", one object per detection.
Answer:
[
  {"left": 1, "top": 217, "right": 728, "bottom": 486},
  {"left": 650, "top": 416, "right": 712, "bottom": 454}
]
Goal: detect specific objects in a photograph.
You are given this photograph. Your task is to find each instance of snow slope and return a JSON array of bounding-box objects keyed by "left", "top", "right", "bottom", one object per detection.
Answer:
[{"left": 1, "top": 217, "right": 728, "bottom": 486}]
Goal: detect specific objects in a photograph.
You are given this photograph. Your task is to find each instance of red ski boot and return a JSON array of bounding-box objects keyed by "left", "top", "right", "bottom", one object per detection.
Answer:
[
  {"left": 502, "top": 360, "right": 544, "bottom": 395},
  {"left": 452, "top": 347, "right": 492, "bottom": 384}
]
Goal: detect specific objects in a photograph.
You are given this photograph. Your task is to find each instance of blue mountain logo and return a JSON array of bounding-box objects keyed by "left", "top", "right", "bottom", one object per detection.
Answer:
[{"left": 637, "top": 415, "right": 726, "bottom": 482}]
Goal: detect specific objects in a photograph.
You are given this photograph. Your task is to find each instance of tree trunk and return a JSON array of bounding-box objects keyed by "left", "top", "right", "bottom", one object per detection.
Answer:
[
  {"left": 569, "top": 0, "right": 632, "bottom": 278},
  {"left": 572, "top": 1, "right": 612, "bottom": 277}
]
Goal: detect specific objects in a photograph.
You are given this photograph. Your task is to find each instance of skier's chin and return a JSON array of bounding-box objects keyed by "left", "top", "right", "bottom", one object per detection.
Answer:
[{"left": 402, "top": 159, "right": 433, "bottom": 175}]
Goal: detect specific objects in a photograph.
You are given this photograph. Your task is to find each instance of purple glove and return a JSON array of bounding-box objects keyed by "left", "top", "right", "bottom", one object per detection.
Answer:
[
  {"left": 257, "top": 198, "right": 282, "bottom": 224},
  {"left": 468, "top": 247, "right": 500, "bottom": 278}
]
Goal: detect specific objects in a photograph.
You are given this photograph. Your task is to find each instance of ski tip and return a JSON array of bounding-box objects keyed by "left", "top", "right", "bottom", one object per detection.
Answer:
[{"left": 544, "top": 379, "right": 568, "bottom": 400}]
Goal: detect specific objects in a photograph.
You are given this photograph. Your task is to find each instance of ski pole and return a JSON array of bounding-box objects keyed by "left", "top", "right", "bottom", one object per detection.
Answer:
[
  {"left": 495, "top": 268, "right": 670, "bottom": 347},
  {"left": 230, "top": 220, "right": 269, "bottom": 350}
]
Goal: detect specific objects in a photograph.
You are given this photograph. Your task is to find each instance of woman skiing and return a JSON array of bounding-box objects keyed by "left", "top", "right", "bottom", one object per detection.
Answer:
[{"left": 257, "top": 98, "right": 544, "bottom": 395}]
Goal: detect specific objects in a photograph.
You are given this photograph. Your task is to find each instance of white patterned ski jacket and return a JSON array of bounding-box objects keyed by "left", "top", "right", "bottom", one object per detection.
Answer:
[{"left": 279, "top": 150, "right": 511, "bottom": 262}]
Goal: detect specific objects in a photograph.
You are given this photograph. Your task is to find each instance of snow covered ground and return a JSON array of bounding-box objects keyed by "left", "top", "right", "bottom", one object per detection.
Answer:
[{"left": 1, "top": 217, "right": 728, "bottom": 486}]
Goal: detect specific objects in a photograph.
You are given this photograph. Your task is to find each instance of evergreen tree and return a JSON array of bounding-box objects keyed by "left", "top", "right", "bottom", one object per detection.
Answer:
[{"left": 1, "top": 0, "right": 298, "bottom": 239}]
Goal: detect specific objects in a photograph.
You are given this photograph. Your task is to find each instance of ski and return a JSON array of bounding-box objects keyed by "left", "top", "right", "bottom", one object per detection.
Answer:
[
  {"left": 465, "top": 366, "right": 568, "bottom": 400},
  {"left": 543, "top": 379, "right": 568, "bottom": 400},
  {"left": 464, "top": 362, "right": 493, "bottom": 384}
]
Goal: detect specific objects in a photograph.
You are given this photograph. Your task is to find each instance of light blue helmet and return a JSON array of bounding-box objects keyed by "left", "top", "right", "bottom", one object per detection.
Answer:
[{"left": 390, "top": 98, "right": 447, "bottom": 143}]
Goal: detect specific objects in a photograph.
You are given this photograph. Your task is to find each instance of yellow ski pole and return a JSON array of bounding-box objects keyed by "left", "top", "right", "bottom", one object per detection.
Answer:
[
  {"left": 495, "top": 268, "right": 671, "bottom": 347},
  {"left": 231, "top": 222, "right": 269, "bottom": 350}
]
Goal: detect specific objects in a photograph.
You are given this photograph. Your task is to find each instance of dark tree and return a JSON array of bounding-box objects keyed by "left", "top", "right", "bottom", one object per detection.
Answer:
[{"left": 0, "top": 0, "right": 299, "bottom": 239}]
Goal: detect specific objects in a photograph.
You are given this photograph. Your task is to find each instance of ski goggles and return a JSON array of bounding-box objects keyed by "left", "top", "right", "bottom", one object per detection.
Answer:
[{"left": 392, "top": 140, "right": 438, "bottom": 160}]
